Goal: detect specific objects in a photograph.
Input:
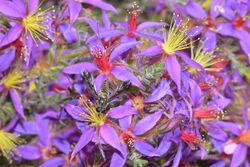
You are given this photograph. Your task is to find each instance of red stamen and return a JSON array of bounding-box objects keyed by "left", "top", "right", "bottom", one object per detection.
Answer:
[
  {"left": 50, "top": 83, "right": 66, "bottom": 93},
  {"left": 13, "top": 39, "right": 24, "bottom": 58},
  {"left": 128, "top": 10, "right": 138, "bottom": 35},
  {"left": 194, "top": 108, "right": 222, "bottom": 120},
  {"left": 180, "top": 131, "right": 204, "bottom": 148},
  {"left": 211, "top": 58, "right": 228, "bottom": 71},
  {"left": 199, "top": 82, "right": 214, "bottom": 91},
  {"left": 235, "top": 130, "right": 250, "bottom": 144},
  {"left": 161, "top": 71, "right": 171, "bottom": 79},
  {"left": 204, "top": 16, "right": 216, "bottom": 29},
  {"left": 128, "top": 2, "right": 140, "bottom": 38},
  {"left": 127, "top": 93, "right": 145, "bottom": 116},
  {"left": 233, "top": 17, "right": 246, "bottom": 30},
  {"left": 120, "top": 132, "right": 135, "bottom": 148},
  {"left": 90, "top": 46, "right": 112, "bottom": 74}
]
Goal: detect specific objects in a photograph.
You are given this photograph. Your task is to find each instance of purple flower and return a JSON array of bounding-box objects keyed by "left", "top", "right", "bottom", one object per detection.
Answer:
[
  {"left": 111, "top": 111, "right": 163, "bottom": 167},
  {"left": 0, "top": 67, "right": 30, "bottom": 119},
  {"left": 62, "top": 42, "right": 145, "bottom": 90},
  {"left": 140, "top": 14, "right": 195, "bottom": 90},
  {"left": 0, "top": 0, "right": 55, "bottom": 65},
  {"left": 64, "top": 97, "right": 136, "bottom": 158}
]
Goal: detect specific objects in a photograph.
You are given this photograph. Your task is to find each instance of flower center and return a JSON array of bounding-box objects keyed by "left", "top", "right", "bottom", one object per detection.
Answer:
[
  {"left": 204, "top": 16, "right": 216, "bottom": 29},
  {"left": 190, "top": 43, "right": 225, "bottom": 72},
  {"left": 79, "top": 95, "right": 106, "bottom": 126},
  {"left": 0, "top": 131, "right": 20, "bottom": 160},
  {"left": 2, "top": 68, "right": 26, "bottom": 90},
  {"left": 162, "top": 14, "right": 193, "bottom": 55},
  {"left": 180, "top": 131, "right": 204, "bottom": 149},
  {"left": 132, "top": 96, "right": 144, "bottom": 111},
  {"left": 235, "top": 130, "right": 250, "bottom": 144},
  {"left": 233, "top": 16, "right": 246, "bottom": 30},
  {"left": 22, "top": 6, "right": 55, "bottom": 44},
  {"left": 90, "top": 46, "right": 112, "bottom": 74},
  {"left": 198, "top": 82, "right": 214, "bottom": 91},
  {"left": 194, "top": 107, "right": 225, "bottom": 120},
  {"left": 120, "top": 132, "right": 135, "bottom": 148}
]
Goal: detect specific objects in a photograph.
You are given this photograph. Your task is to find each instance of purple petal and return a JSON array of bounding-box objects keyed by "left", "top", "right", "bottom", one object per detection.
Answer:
[
  {"left": 188, "top": 26, "right": 203, "bottom": 36},
  {"left": 94, "top": 73, "right": 108, "bottom": 93},
  {"left": 53, "top": 138, "right": 71, "bottom": 155},
  {"left": 246, "top": 20, "right": 250, "bottom": 28},
  {"left": 35, "top": 115, "right": 50, "bottom": 146},
  {"left": 139, "top": 45, "right": 163, "bottom": 57},
  {"left": 79, "top": 17, "right": 101, "bottom": 34},
  {"left": 236, "top": 3, "right": 248, "bottom": 17},
  {"left": 28, "top": 0, "right": 39, "bottom": 13},
  {"left": 221, "top": 7, "right": 235, "bottom": 21},
  {"left": 189, "top": 79, "right": 202, "bottom": 105},
  {"left": 110, "top": 144, "right": 128, "bottom": 167},
  {"left": 4, "top": 115, "right": 19, "bottom": 131},
  {"left": 134, "top": 140, "right": 158, "bottom": 156},
  {"left": 14, "top": 121, "right": 38, "bottom": 135},
  {"left": 203, "top": 30, "right": 217, "bottom": 51},
  {"left": 240, "top": 35, "right": 250, "bottom": 57},
  {"left": 69, "top": 0, "right": 81, "bottom": 25},
  {"left": 186, "top": 1, "right": 206, "bottom": 19},
  {"left": 0, "top": 49, "right": 15, "bottom": 72},
  {"left": 86, "top": 30, "right": 123, "bottom": 43},
  {"left": 205, "top": 123, "right": 228, "bottom": 141},
  {"left": 102, "top": 11, "right": 111, "bottom": 29},
  {"left": 107, "top": 105, "right": 137, "bottom": 119},
  {"left": 80, "top": 0, "right": 118, "bottom": 14},
  {"left": 61, "top": 62, "right": 98, "bottom": 74},
  {"left": 24, "top": 33, "right": 33, "bottom": 66},
  {"left": 210, "top": 160, "right": 225, "bottom": 167},
  {"left": 230, "top": 144, "right": 247, "bottom": 167},
  {"left": 111, "top": 66, "right": 145, "bottom": 90},
  {"left": 217, "top": 23, "right": 236, "bottom": 37},
  {"left": 0, "top": 24, "right": 23, "bottom": 48},
  {"left": 12, "top": 0, "right": 26, "bottom": 16},
  {"left": 137, "top": 22, "right": 166, "bottom": 31},
  {"left": 119, "top": 116, "right": 132, "bottom": 131},
  {"left": 100, "top": 124, "right": 122, "bottom": 152},
  {"left": 71, "top": 127, "right": 94, "bottom": 158},
  {"left": 59, "top": 23, "right": 78, "bottom": 43},
  {"left": 155, "top": 135, "right": 172, "bottom": 156},
  {"left": 172, "top": 143, "right": 182, "bottom": 167},
  {"left": 133, "top": 111, "right": 162, "bottom": 135},
  {"left": 0, "top": 0, "right": 25, "bottom": 18},
  {"left": 110, "top": 42, "right": 139, "bottom": 61},
  {"left": 40, "top": 157, "right": 65, "bottom": 167},
  {"left": 178, "top": 52, "right": 203, "bottom": 70},
  {"left": 144, "top": 79, "right": 170, "bottom": 103},
  {"left": 210, "top": 0, "right": 224, "bottom": 18},
  {"left": 216, "top": 121, "right": 241, "bottom": 135},
  {"left": 17, "top": 145, "right": 42, "bottom": 160},
  {"left": 9, "top": 88, "right": 26, "bottom": 120},
  {"left": 214, "top": 97, "right": 231, "bottom": 109},
  {"left": 134, "top": 31, "right": 164, "bottom": 42},
  {"left": 64, "top": 104, "right": 85, "bottom": 121},
  {"left": 165, "top": 55, "right": 181, "bottom": 90}
]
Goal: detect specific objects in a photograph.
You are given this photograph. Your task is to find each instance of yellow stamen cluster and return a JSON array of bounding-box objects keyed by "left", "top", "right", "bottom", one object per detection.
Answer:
[
  {"left": 191, "top": 43, "right": 223, "bottom": 72},
  {"left": 22, "top": 4, "right": 55, "bottom": 44},
  {"left": 0, "top": 131, "right": 20, "bottom": 160},
  {"left": 162, "top": 13, "right": 193, "bottom": 55},
  {"left": 79, "top": 96, "right": 106, "bottom": 126},
  {"left": 2, "top": 68, "right": 26, "bottom": 90}
]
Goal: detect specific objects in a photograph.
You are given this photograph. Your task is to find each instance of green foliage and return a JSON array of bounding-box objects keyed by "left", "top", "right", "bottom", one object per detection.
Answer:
[{"left": 128, "top": 151, "right": 148, "bottom": 167}]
